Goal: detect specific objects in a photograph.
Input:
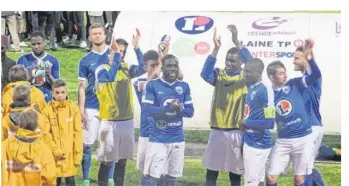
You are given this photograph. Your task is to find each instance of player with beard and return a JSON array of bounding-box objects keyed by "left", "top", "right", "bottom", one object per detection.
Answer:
[{"left": 141, "top": 54, "right": 194, "bottom": 186}]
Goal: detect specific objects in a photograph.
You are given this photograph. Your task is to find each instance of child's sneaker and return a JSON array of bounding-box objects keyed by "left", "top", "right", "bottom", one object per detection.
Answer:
[
  {"left": 108, "top": 179, "right": 114, "bottom": 186},
  {"left": 80, "top": 180, "right": 90, "bottom": 186}
]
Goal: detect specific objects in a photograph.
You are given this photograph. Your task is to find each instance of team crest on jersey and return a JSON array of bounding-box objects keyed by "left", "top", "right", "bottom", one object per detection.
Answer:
[
  {"left": 282, "top": 86, "right": 291, "bottom": 94},
  {"left": 276, "top": 100, "right": 293, "bottom": 116},
  {"left": 156, "top": 119, "right": 168, "bottom": 129},
  {"left": 250, "top": 91, "right": 256, "bottom": 100},
  {"left": 243, "top": 104, "right": 250, "bottom": 119},
  {"left": 175, "top": 86, "right": 184, "bottom": 95}
]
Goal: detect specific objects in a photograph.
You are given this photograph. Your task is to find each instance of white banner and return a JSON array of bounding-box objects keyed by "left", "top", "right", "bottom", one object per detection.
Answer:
[{"left": 113, "top": 11, "right": 341, "bottom": 134}]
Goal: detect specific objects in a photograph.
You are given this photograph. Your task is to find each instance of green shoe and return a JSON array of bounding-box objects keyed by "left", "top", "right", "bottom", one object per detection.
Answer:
[
  {"left": 80, "top": 180, "right": 90, "bottom": 186},
  {"left": 108, "top": 179, "right": 114, "bottom": 186}
]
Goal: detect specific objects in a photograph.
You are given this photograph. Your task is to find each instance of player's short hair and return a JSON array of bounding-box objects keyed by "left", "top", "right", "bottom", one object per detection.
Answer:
[
  {"left": 13, "top": 84, "right": 31, "bottom": 102},
  {"left": 52, "top": 79, "right": 67, "bottom": 89},
  {"left": 19, "top": 109, "right": 38, "bottom": 131},
  {"left": 9, "top": 65, "right": 29, "bottom": 82},
  {"left": 144, "top": 50, "right": 159, "bottom": 63},
  {"left": 247, "top": 58, "right": 265, "bottom": 74},
  {"left": 267, "top": 60, "right": 286, "bottom": 77},
  {"left": 30, "top": 31, "right": 45, "bottom": 40},
  {"left": 116, "top": 38, "right": 128, "bottom": 57},
  {"left": 296, "top": 46, "right": 304, "bottom": 52},
  {"left": 161, "top": 54, "right": 179, "bottom": 66},
  {"left": 89, "top": 23, "right": 104, "bottom": 33},
  {"left": 227, "top": 47, "right": 240, "bottom": 55}
]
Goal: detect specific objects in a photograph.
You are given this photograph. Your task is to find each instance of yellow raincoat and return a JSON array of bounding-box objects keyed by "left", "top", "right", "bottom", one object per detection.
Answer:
[
  {"left": 1, "top": 102, "right": 52, "bottom": 146},
  {"left": 2, "top": 81, "right": 46, "bottom": 117},
  {"left": 43, "top": 99, "right": 83, "bottom": 177},
  {"left": 2, "top": 128, "right": 56, "bottom": 186}
]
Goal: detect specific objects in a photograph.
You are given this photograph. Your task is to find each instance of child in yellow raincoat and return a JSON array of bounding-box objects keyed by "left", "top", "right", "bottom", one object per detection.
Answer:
[
  {"left": 2, "top": 109, "right": 56, "bottom": 186},
  {"left": 2, "top": 65, "right": 46, "bottom": 117},
  {"left": 43, "top": 79, "right": 83, "bottom": 186},
  {"left": 2, "top": 84, "right": 51, "bottom": 145}
]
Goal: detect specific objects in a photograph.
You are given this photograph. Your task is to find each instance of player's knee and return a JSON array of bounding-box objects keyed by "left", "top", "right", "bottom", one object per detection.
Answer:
[
  {"left": 294, "top": 175, "right": 305, "bottom": 185},
  {"left": 266, "top": 175, "right": 278, "bottom": 184}
]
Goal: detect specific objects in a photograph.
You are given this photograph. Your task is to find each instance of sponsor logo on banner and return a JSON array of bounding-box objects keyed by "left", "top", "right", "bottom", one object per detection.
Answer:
[
  {"left": 194, "top": 42, "right": 210, "bottom": 55},
  {"left": 175, "top": 16, "right": 214, "bottom": 35},
  {"left": 248, "top": 17, "right": 296, "bottom": 36},
  {"left": 241, "top": 40, "right": 303, "bottom": 58},
  {"left": 251, "top": 51, "right": 294, "bottom": 59},
  {"left": 241, "top": 40, "right": 292, "bottom": 48}
]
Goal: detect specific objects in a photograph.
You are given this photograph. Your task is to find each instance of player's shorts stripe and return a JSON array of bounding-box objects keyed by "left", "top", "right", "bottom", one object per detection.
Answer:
[
  {"left": 184, "top": 101, "right": 193, "bottom": 105},
  {"left": 143, "top": 100, "right": 154, "bottom": 104},
  {"left": 264, "top": 107, "right": 276, "bottom": 118}
]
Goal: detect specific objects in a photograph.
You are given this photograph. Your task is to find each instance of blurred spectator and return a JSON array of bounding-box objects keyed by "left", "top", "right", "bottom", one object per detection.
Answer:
[
  {"left": 1, "top": 35, "right": 16, "bottom": 91},
  {"left": 64, "top": 11, "right": 87, "bottom": 49},
  {"left": 1, "top": 11, "right": 22, "bottom": 52},
  {"left": 15, "top": 11, "right": 28, "bottom": 47},
  {"left": 49, "top": 11, "right": 63, "bottom": 51},
  {"left": 88, "top": 11, "right": 104, "bottom": 25}
]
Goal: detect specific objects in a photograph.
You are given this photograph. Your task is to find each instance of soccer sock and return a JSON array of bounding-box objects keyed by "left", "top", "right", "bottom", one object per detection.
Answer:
[
  {"left": 164, "top": 175, "right": 177, "bottom": 186},
  {"left": 266, "top": 183, "right": 278, "bottom": 186},
  {"left": 142, "top": 177, "right": 158, "bottom": 186},
  {"left": 99, "top": 162, "right": 112, "bottom": 186},
  {"left": 141, "top": 174, "right": 147, "bottom": 186},
  {"left": 311, "top": 168, "right": 325, "bottom": 186},
  {"left": 82, "top": 145, "right": 92, "bottom": 180},
  {"left": 108, "top": 161, "right": 116, "bottom": 179},
  {"left": 304, "top": 174, "right": 313, "bottom": 186},
  {"left": 229, "top": 172, "right": 241, "bottom": 186},
  {"left": 157, "top": 175, "right": 165, "bottom": 186},
  {"left": 295, "top": 182, "right": 305, "bottom": 186},
  {"left": 205, "top": 169, "right": 219, "bottom": 185},
  {"left": 114, "top": 159, "right": 127, "bottom": 186}
]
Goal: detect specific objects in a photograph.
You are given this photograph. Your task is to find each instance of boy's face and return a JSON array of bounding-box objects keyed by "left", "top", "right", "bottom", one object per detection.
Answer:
[
  {"left": 145, "top": 60, "right": 159, "bottom": 75},
  {"left": 270, "top": 67, "right": 288, "bottom": 87},
  {"left": 53, "top": 86, "right": 67, "bottom": 102}
]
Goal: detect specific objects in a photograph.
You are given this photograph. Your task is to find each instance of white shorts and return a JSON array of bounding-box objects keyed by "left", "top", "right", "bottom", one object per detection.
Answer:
[
  {"left": 243, "top": 143, "right": 271, "bottom": 186},
  {"left": 137, "top": 137, "right": 149, "bottom": 172},
  {"left": 267, "top": 134, "right": 314, "bottom": 176},
  {"left": 308, "top": 126, "right": 324, "bottom": 171},
  {"left": 83, "top": 109, "right": 101, "bottom": 145},
  {"left": 143, "top": 141, "right": 185, "bottom": 178},
  {"left": 283, "top": 126, "right": 324, "bottom": 175},
  {"left": 202, "top": 129, "right": 244, "bottom": 174},
  {"left": 96, "top": 119, "right": 135, "bottom": 162}
]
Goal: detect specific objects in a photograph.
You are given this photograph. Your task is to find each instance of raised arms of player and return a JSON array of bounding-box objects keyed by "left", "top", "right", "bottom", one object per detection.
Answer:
[
  {"left": 244, "top": 87, "right": 276, "bottom": 130},
  {"left": 95, "top": 53, "right": 121, "bottom": 83},
  {"left": 228, "top": 24, "right": 253, "bottom": 64},
  {"left": 129, "top": 28, "right": 146, "bottom": 79}
]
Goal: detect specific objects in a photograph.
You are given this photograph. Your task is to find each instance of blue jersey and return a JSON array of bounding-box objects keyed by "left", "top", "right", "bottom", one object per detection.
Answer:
[
  {"left": 78, "top": 48, "right": 109, "bottom": 109},
  {"left": 142, "top": 78, "right": 194, "bottom": 143},
  {"left": 79, "top": 47, "right": 145, "bottom": 109},
  {"left": 17, "top": 52, "right": 60, "bottom": 102},
  {"left": 274, "top": 58, "right": 321, "bottom": 139},
  {"left": 243, "top": 81, "right": 275, "bottom": 149},
  {"left": 303, "top": 71, "right": 322, "bottom": 127},
  {"left": 133, "top": 78, "right": 149, "bottom": 137}
]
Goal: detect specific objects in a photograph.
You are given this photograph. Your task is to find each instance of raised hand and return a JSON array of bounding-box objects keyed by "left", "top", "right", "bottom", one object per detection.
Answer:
[
  {"left": 303, "top": 39, "right": 315, "bottom": 60},
  {"left": 213, "top": 27, "right": 221, "bottom": 49},
  {"left": 227, "top": 24, "right": 241, "bottom": 48},
  {"left": 132, "top": 28, "right": 141, "bottom": 49}
]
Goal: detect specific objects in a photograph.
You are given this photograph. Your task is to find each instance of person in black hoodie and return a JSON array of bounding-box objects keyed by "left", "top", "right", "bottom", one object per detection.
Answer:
[{"left": 1, "top": 35, "right": 16, "bottom": 91}]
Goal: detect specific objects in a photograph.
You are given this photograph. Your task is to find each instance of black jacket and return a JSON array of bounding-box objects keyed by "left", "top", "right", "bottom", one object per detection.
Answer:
[{"left": 1, "top": 53, "right": 16, "bottom": 91}]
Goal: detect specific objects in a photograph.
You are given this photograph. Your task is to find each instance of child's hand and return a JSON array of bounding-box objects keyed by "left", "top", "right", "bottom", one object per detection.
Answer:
[{"left": 74, "top": 164, "right": 79, "bottom": 168}]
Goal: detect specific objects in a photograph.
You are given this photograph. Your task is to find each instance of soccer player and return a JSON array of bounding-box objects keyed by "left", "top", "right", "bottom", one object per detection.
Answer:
[
  {"left": 201, "top": 25, "right": 252, "bottom": 186},
  {"left": 265, "top": 40, "right": 321, "bottom": 186},
  {"left": 95, "top": 32, "right": 146, "bottom": 186},
  {"left": 2, "top": 109, "right": 56, "bottom": 186},
  {"left": 293, "top": 40, "right": 325, "bottom": 186},
  {"left": 239, "top": 58, "right": 275, "bottom": 186},
  {"left": 43, "top": 79, "right": 83, "bottom": 186},
  {"left": 2, "top": 84, "right": 51, "bottom": 145},
  {"left": 17, "top": 31, "right": 60, "bottom": 102},
  {"left": 141, "top": 54, "right": 194, "bottom": 186},
  {"left": 2, "top": 65, "right": 46, "bottom": 117}
]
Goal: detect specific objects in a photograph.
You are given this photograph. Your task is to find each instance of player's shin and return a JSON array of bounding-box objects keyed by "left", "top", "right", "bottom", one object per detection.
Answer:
[
  {"left": 204, "top": 169, "right": 219, "bottom": 185},
  {"left": 82, "top": 145, "right": 93, "bottom": 181},
  {"left": 164, "top": 175, "right": 177, "bottom": 186},
  {"left": 114, "top": 159, "right": 127, "bottom": 186},
  {"left": 98, "top": 161, "right": 114, "bottom": 186},
  {"left": 229, "top": 172, "right": 241, "bottom": 186},
  {"left": 294, "top": 176, "right": 306, "bottom": 186},
  {"left": 266, "top": 175, "right": 278, "bottom": 186}
]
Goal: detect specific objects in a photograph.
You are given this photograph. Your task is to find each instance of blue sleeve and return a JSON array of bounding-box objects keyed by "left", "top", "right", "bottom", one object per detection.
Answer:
[
  {"left": 129, "top": 48, "right": 146, "bottom": 78},
  {"left": 96, "top": 53, "right": 121, "bottom": 83},
  {"left": 17, "top": 56, "right": 25, "bottom": 65},
  {"left": 133, "top": 79, "right": 144, "bottom": 105},
  {"left": 200, "top": 56, "right": 219, "bottom": 86},
  {"left": 292, "top": 58, "right": 322, "bottom": 92},
  {"left": 240, "top": 47, "right": 253, "bottom": 64},
  {"left": 51, "top": 58, "right": 60, "bottom": 79},
  {"left": 141, "top": 82, "right": 170, "bottom": 116},
  {"left": 78, "top": 58, "right": 87, "bottom": 80},
  {"left": 179, "top": 84, "right": 194, "bottom": 118},
  {"left": 245, "top": 86, "right": 275, "bottom": 129}
]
